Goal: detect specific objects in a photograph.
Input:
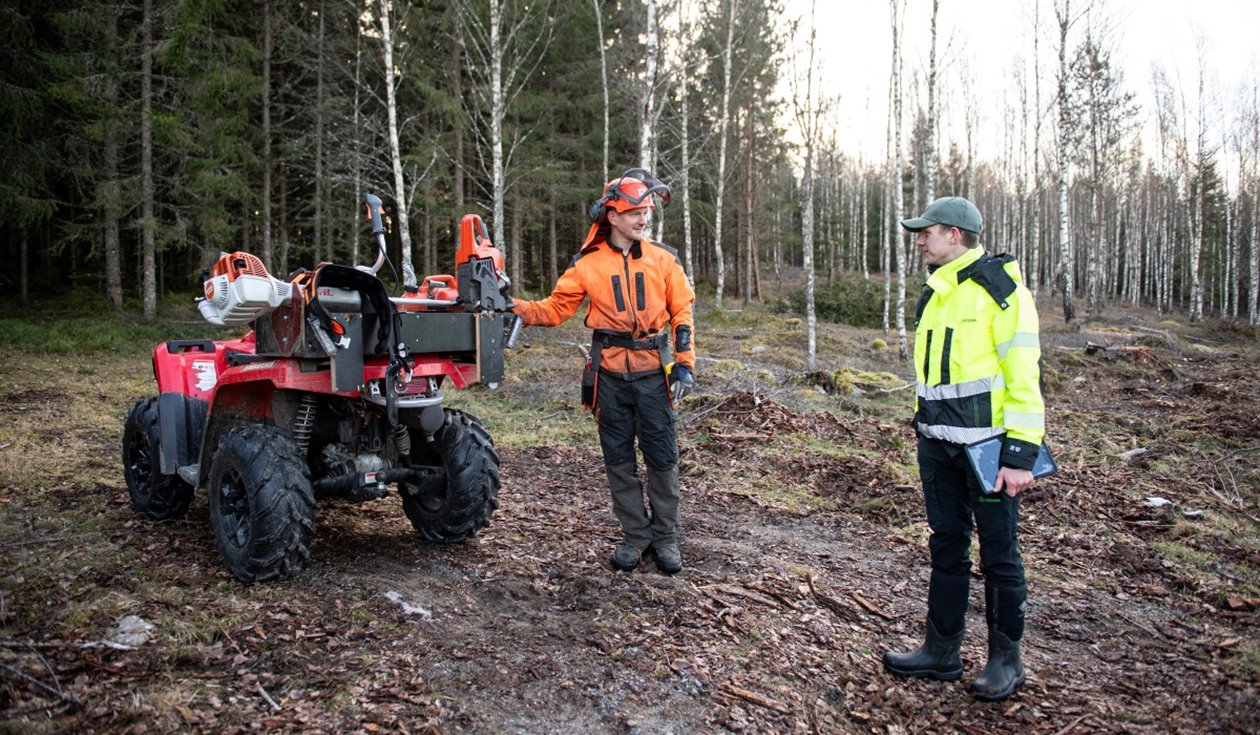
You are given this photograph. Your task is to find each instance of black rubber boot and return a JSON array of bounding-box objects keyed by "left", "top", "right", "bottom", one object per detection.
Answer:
[
  {"left": 971, "top": 628, "right": 1024, "bottom": 700},
  {"left": 883, "top": 617, "right": 965, "bottom": 680},
  {"left": 884, "top": 569, "right": 968, "bottom": 680},
  {"left": 971, "top": 582, "right": 1026, "bottom": 701}
]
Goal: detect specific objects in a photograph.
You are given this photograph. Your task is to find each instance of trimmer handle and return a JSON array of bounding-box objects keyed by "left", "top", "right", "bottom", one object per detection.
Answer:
[{"left": 363, "top": 193, "right": 388, "bottom": 274}]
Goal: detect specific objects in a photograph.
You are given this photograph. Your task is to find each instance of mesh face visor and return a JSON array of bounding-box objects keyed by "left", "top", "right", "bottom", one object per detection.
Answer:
[{"left": 611, "top": 168, "right": 671, "bottom": 208}]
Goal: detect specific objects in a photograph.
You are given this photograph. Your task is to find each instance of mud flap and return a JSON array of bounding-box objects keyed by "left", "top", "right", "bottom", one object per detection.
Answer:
[{"left": 157, "top": 392, "right": 209, "bottom": 476}]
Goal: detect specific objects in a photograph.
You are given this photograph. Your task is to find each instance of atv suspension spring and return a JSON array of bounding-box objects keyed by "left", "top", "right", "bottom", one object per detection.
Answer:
[
  {"left": 393, "top": 423, "right": 412, "bottom": 461},
  {"left": 293, "top": 394, "right": 318, "bottom": 456}
]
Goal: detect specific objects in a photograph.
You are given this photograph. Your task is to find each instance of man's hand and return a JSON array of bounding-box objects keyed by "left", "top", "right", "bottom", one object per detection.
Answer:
[
  {"left": 993, "top": 466, "right": 1034, "bottom": 497},
  {"left": 670, "top": 365, "right": 693, "bottom": 403}
]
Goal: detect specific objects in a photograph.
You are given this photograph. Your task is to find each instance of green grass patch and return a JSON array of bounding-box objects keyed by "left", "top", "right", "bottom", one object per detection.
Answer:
[{"left": 0, "top": 314, "right": 223, "bottom": 357}]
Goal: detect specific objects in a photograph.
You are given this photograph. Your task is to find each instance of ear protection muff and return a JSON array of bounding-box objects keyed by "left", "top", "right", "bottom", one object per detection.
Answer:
[{"left": 587, "top": 193, "right": 613, "bottom": 223}]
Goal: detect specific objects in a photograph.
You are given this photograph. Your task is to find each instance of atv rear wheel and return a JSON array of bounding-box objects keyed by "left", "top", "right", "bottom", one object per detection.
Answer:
[
  {"left": 122, "top": 398, "right": 194, "bottom": 520},
  {"left": 401, "top": 409, "right": 500, "bottom": 543},
  {"left": 207, "top": 424, "right": 315, "bottom": 582}
]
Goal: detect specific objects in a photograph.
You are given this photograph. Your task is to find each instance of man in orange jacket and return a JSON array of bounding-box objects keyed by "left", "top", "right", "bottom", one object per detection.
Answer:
[{"left": 513, "top": 169, "right": 696, "bottom": 574}]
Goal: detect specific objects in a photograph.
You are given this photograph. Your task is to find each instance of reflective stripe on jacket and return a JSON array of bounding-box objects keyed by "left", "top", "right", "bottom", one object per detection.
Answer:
[
  {"left": 914, "top": 246, "right": 1045, "bottom": 469},
  {"left": 513, "top": 237, "right": 696, "bottom": 376}
]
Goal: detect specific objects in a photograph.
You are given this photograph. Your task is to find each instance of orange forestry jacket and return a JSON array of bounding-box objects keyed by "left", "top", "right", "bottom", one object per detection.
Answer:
[{"left": 513, "top": 235, "right": 696, "bottom": 377}]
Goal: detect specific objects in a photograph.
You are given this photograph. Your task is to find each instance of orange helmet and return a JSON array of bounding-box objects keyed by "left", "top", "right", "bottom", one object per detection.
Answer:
[{"left": 587, "top": 168, "right": 671, "bottom": 222}]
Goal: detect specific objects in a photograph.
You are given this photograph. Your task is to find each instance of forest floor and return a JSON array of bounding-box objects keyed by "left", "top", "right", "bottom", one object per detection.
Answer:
[{"left": 1, "top": 282, "right": 1259, "bottom": 734}]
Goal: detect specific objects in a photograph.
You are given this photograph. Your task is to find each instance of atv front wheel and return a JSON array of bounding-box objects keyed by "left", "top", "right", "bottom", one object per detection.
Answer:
[
  {"left": 122, "top": 398, "right": 194, "bottom": 520},
  {"left": 401, "top": 409, "right": 500, "bottom": 543},
  {"left": 207, "top": 424, "right": 315, "bottom": 582}
]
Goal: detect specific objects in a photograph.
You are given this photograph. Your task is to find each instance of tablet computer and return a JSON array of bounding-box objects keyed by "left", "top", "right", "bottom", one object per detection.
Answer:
[{"left": 964, "top": 437, "right": 1058, "bottom": 494}]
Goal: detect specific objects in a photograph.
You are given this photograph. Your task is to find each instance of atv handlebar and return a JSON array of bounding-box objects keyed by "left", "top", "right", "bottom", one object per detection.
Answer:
[{"left": 363, "top": 193, "right": 388, "bottom": 275}]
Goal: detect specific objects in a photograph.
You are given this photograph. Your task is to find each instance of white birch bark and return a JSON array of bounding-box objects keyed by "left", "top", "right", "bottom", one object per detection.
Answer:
[
  {"left": 891, "top": 0, "right": 908, "bottom": 360},
  {"left": 679, "top": 1, "right": 694, "bottom": 282},
  {"left": 792, "top": 0, "right": 821, "bottom": 370},
  {"left": 639, "top": 0, "right": 658, "bottom": 170},
  {"left": 379, "top": 0, "right": 416, "bottom": 287},
  {"left": 1055, "top": 0, "right": 1075, "bottom": 322},
  {"left": 925, "top": 0, "right": 939, "bottom": 203},
  {"left": 712, "top": 0, "right": 737, "bottom": 310}
]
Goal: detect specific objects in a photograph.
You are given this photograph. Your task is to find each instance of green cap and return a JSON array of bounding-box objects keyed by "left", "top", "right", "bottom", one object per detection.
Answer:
[{"left": 900, "top": 197, "right": 983, "bottom": 234}]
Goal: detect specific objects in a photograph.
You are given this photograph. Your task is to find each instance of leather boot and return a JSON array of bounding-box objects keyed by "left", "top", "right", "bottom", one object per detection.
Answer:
[
  {"left": 971, "top": 629, "right": 1024, "bottom": 700},
  {"left": 883, "top": 617, "right": 964, "bottom": 680}
]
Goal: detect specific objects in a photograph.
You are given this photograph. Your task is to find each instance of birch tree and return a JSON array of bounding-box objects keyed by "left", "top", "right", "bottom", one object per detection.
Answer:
[
  {"left": 678, "top": 0, "right": 695, "bottom": 282},
  {"left": 639, "top": 0, "right": 659, "bottom": 170},
  {"left": 1247, "top": 78, "right": 1260, "bottom": 326},
  {"left": 889, "top": 0, "right": 908, "bottom": 360},
  {"left": 592, "top": 0, "right": 610, "bottom": 181},
  {"left": 790, "top": 1, "right": 824, "bottom": 370},
  {"left": 712, "top": 0, "right": 737, "bottom": 310},
  {"left": 377, "top": 0, "right": 416, "bottom": 287},
  {"left": 461, "top": 0, "right": 552, "bottom": 288},
  {"left": 924, "top": 0, "right": 940, "bottom": 203},
  {"left": 1066, "top": 27, "right": 1137, "bottom": 320},
  {"left": 1054, "top": 0, "right": 1080, "bottom": 322}
]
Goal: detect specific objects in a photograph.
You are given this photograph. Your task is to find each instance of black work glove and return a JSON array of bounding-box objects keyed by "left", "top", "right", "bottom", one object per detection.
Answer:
[{"left": 670, "top": 365, "right": 693, "bottom": 403}]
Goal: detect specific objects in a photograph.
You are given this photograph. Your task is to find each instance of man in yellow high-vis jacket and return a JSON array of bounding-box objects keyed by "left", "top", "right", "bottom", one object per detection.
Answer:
[{"left": 883, "top": 197, "right": 1045, "bottom": 702}]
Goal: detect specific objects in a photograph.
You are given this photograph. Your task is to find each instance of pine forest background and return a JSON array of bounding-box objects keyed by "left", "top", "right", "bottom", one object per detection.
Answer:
[{"left": 3, "top": 0, "right": 1259, "bottom": 332}]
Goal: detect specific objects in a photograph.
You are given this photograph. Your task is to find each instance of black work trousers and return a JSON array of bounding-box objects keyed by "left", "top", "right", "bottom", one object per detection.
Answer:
[
  {"left": 595, "top": 370, "right": 677, "bottom": 470},
  {"left": 919, "top": 435, "right": 1026, "bottom": 641}
]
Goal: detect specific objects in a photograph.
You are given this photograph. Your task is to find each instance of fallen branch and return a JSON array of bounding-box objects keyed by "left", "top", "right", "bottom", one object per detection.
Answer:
[
  {"left": 850, "top": 591, "right": 897, "bottom": 621},
  {"left": 868, "top": 382, "right": 914, "bottom": 394},
  {"left": 0, "top": 662, "right": 81, "bottom": 706},
  {"left": 1053, "top": 714, "right": 1091, "bottom": 735},
  {"left": 701, "top": 583, "right": 781, "bottom": 608},
  {"left": 806, "top": 576, "right": 858, "bottom": 622},
  {"left": 723, "top": 683, "right": 791, "bottom": 714},
  {"left": 258, "top": 684, "right": 281, "bottom": 711}
]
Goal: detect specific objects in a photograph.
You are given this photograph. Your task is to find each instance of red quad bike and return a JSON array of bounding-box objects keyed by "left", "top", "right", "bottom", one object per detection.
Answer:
[{"left": 122, "top": 194, "right": 520, "bottom": 582}]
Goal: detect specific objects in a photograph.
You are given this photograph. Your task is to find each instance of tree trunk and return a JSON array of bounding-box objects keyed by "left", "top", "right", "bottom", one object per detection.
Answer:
[
  {"left": 352, "top": 17, "right": 363, "bottom": 266},
  {"left": 379, "top": 0, "right": 416, "bottom": 287},
  {"left": 1056, "top": 0, "right": 1075, "bottom": 322},
  {"left": 924, "top": 0, "right": 939, "bottom": 203},
  {"left": 712, "top": 0, "right": 737, "bottom": 310},
  {"left": 743, "top": 102, "right": 754, "bottom": 304},
  {"left": 678, "top": 1, "right": 694, "bottom": 282},
  {"left": 639, "top": 0, "right": 658, "bottom": 170},
  {"left": 797, "top": 0, "right": 819, "bottom": 371},
  {"left": 261, "top": 0, "right": 274, "bottom": 271},
  {"left": 890, "top": 0, "right": 908, "bottom": 360},
  {"left": 103, "top": 7, "right": 122, "bottom": 311},
  {"left": 140, "top": 0, "right": 157, "bottom": 321},
  {"left": 592, "top": 0, "right": 609, "bottom": 181},
  {"left": 315, "top": 0, "right": 327, "bottom": 264},
  {"left": 1251, "top": 182, "right": 1259, "bottom": 326},
  {"left": 548, "top": 189, "right": 558, "bottom": 285},
  {"left": 511, "top": 196, "right": 522, "bottom": 291}
]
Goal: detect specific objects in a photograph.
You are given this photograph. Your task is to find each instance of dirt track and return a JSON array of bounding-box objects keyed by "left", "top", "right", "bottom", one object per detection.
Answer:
[{"left": 2, "top": 302, "right": 1259, "bottom": 733}]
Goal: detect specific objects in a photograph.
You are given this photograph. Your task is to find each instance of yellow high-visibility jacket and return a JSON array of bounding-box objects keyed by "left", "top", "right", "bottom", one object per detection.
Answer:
[{"left": 913, "top": 246, "right": 1045, "bottom": 469}]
